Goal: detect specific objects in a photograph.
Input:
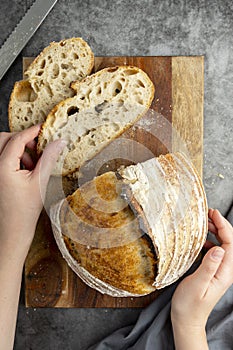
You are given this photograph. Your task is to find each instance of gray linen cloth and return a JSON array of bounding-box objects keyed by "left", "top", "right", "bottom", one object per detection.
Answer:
[{"left": 89, "top": 205, "right": 233, "bottom": 350}]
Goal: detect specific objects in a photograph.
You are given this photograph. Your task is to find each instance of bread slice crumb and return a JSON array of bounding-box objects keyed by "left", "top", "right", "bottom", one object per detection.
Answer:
[{"left": 8, "top": 38, "right": 94, "bottom": 132}]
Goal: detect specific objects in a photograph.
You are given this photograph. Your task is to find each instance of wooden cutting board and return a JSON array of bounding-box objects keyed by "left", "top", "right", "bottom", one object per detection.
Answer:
[{"left": 24, "top": 56, "right": 204, "bottom": 308}]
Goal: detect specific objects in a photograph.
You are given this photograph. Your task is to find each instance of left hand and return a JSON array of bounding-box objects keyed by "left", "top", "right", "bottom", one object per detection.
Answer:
[{"left": 0, "top": 125, "right": 66, "bottom": 262}]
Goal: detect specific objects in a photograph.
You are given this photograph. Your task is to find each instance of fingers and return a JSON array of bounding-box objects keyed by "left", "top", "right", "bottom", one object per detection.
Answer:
[
  {"left": 0, "top": 125, "right": 41, "bottom": 170},
  {"left": 208, "top": 220, "right": 218, "bottom": 235},
  {"left": 208, "top": 209, "right": 218, "bottom": 234},
  {"left": 0, "top": 132, "right": 16, "bottom": 154},
  {"left": 208, "top": 209, "right": 233, "bottom": 245},
  {"left": 206, "top": 209, "right": 233, "bottom": 290},
  {"left": 208, "top": 208, "right": 215, "bottom": 220},
  {"left": 191, "top": 246, "right": 225, "bottom": 298},
  {"left": 25, "top": 138, "right": 37, "bottom": 151},
  {"left": 32, "top": 139, "right": 67, "bottom": 197},
  {"left": 212, "top": 209, "right": 233, "bottom": 244},
  {"left": 0, "top": 132, "right": 37, "bottom": 162},
  {"left": 21, "top": 151, "right": 35, "bottom": 170}
]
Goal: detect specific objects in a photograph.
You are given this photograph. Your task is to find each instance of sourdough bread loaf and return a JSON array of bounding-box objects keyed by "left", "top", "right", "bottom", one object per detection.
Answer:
[
  {"left": 50, "top": 152, "right": 208, "bottom": 297},
  {"left": 8, "top": 38, "right": 94, "bottom": 132},
  {"left": 37, "top": 65, "right": 155, "bottom": 176},
  {"left": 51, "top": 171, "right": 157, "bottom": 297}
]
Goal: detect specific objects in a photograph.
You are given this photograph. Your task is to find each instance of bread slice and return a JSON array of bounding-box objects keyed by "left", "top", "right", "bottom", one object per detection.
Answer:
[
  {"left": 37, "top": 65, "right": 155, "bottom": 176},
  {"left": 51, "top": 171, "right": 157, "bottom": 296},
  {"left": 50, "top": 152, "right": 207, "bottom": 297},
  {"left": 8, "top": 38, "right": 94, "bottom": 132}
]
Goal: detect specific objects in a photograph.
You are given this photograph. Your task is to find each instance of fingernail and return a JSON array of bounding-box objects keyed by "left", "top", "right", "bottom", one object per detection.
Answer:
[{"left": 211, "top": 247, "right": 225, "bottom": 261}]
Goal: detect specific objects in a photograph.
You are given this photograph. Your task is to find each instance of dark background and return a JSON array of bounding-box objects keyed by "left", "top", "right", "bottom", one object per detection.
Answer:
[{"left": 0, "top": 0, "right": 233, "bottom": 349}]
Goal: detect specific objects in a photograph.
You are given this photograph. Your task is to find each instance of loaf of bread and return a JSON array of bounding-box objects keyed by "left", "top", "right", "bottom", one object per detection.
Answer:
[
  {"left": 8, "top": 38, "right": 94, "bottom": 132},
  {"left": 37, "top": 65, "right": 155, "bottom": 176},
  {"left": 54, "top": 171, "right": 157, "bottom": 296},
  {"left": 50, "top": 152, "right": 208, "bottom": 297}
]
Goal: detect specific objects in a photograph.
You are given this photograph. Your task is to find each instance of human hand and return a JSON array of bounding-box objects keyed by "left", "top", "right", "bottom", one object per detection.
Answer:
[
  {"left": 171, "top": 209, "right": 233, "bottom": 333},
  {"left": 0, "top": 125, "right": 66, "bottom": 263}
]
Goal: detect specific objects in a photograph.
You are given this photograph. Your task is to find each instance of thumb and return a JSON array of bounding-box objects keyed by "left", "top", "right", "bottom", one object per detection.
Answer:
[
  {"left": 33, "top": 139, "right": 67, "bottom": 194},
  {"left": 190, "top": 247, "right": 225, "bottom": 294}
]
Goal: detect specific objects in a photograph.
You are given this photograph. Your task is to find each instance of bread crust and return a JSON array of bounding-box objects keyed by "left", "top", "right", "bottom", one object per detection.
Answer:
[
  {"left": 37, "top": 65, "right": 155, "bottom": 176},
  {"left": 119, "top": 152, "right": 208, "bottom": 289},
  {"left": 50, "top": 152, "right": 207, "bottom": 296}
]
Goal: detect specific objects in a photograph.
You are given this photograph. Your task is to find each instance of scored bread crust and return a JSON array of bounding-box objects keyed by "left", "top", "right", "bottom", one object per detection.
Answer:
[
  {"left": 8, "top": 37, "right": 94, "bottom": 132},
  {"left": 37, "top": 65, "right": 155, "bottom": 176},
  {"left": 50, "top": 152, "right": 207, "bottom": 297},
  {"left": 119, "top": 152, "right": 208, "bottom": 289}
]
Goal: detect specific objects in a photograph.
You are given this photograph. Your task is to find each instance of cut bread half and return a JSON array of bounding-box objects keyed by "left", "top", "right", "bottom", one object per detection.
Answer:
[
  {"left": 51, "top": 171, "right": 157, "bottom": 297},
  {"left": 50, "top": 152, "right": 208, "bottom": 297},
  {"left": 8, "top": 38, "right": 94, "bottom": 132},
  {"left": 37, "top": 65, "right": 155, "bottom": 176}
]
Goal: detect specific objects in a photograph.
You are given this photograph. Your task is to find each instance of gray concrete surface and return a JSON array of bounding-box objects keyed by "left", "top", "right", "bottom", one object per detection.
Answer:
[{"left": 0, "top": 0, "right": 232, "bottom": 349}]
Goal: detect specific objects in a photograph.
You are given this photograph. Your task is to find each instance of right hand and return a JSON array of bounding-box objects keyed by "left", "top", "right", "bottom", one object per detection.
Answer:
[{"left": 171, "top": 209, "right": 233, "bottom": 330}]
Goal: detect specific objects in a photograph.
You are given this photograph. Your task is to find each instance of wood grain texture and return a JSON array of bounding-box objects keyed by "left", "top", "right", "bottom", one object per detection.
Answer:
[
  {"left": 172, "top": 56, "right": 204, "bottom": 176},
  {"left": 23, "top": 56, "right": 204, "bottom": 308}
]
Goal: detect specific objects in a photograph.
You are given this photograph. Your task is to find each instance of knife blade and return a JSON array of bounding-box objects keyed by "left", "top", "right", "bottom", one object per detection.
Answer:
[{"left": 0, "top": 0, "right": 58, "bottom": 81}]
